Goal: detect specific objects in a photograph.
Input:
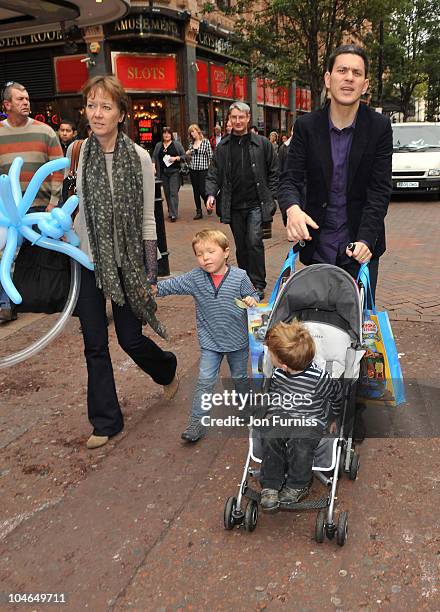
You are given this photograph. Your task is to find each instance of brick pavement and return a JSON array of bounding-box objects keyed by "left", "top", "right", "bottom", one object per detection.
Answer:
[{"left": 167, "top": 185, "right": 440, "bottom": 322}]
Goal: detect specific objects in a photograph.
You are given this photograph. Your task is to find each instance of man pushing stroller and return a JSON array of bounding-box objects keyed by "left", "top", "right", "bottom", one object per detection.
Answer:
[{"left": 259, "top": 320, "right": 343, "bottom": 512}]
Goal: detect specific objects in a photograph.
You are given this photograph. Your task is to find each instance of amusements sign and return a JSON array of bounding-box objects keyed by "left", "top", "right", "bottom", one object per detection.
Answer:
[
  {"left": 112, "top": 53, "right": 178, "bottom": 93},
  {"left": 106, "top": 14, "right": 184, "bottom": 42}
]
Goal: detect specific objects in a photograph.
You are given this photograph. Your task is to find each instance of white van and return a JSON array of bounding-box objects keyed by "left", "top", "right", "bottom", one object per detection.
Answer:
[{"left": 392, "top": 122, "right": 440, "bottom": 196}]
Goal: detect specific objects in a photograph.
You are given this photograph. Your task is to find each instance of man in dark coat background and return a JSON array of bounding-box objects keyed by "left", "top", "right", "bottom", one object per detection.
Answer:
[
  {"left": 278, "top": 44, "right": 393, "bottom": 300},
  {"left": 206, "top": 101, "right": 278, "bottom": 299}
]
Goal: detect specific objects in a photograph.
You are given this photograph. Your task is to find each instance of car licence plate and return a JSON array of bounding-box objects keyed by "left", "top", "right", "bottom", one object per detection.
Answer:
[{"left": 396, "top": 181, "right": 419, "bottom": 188}]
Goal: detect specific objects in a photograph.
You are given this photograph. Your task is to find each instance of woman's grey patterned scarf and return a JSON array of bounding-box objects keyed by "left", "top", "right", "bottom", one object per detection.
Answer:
[{"left": 82, "top": 132, "right": 167, "bottom": 339}]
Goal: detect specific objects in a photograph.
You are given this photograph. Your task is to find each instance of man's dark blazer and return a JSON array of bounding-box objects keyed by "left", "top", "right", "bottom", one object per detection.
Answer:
[{"left": 278, "top": 103, "right": 393, "bottom": 265}]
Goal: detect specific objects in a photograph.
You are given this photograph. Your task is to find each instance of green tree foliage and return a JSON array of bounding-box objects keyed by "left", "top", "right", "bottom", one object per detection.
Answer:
[
  {"left": 205, "top": 0, "right": 389, "bottom": 109},
  {"left": 363, "top": 0, "right": 439, "bottom": 119}
]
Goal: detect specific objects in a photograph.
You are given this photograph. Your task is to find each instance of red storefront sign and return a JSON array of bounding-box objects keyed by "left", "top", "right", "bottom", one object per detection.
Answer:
[
  {"left": 113, "top": 53, "right": 178, "bottom": 92},
  {"left": 196, "top": 60, "right": 209, "bottom": 95},
  {"left": 296, "top": 87, "right": 312, "bottom": 111},
  {"left": 234, "top": 75, "right": 247, "bottom": 100},
  {"left": 306, "top": 88, "right": 312, "bottom": 111},
  {"left": 256, "top": 78, "right": 265, "bottom": 104},
  {"left": 210, "top": 64, "right": 234, "bottom": 99},
  {"left": 54, "top": 55, "right": 88, "bottom": 94},
  {"left": 279, "top": 87, "right": 289, "bottom": 108},
  {"left": 256, "top": 79, "right": 289, "bottom": 107}
]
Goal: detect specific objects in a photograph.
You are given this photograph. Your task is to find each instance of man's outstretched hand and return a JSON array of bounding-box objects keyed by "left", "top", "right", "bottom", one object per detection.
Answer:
[
  {"left": 286, "top": 205, "right": 319, "bottom": 243},
  {"left": 206, "top": 195, "right": 215, "bottom": 212}
]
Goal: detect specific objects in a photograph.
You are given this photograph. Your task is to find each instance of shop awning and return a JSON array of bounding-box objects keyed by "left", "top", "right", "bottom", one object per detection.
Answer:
[{"left": 0, "top": 0, "right": 130, "bottom": 37}]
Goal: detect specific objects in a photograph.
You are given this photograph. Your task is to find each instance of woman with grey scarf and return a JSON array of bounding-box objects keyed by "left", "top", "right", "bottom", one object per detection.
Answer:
[{"left": 74, "top": 76, "right": 178, "bottom": 450}]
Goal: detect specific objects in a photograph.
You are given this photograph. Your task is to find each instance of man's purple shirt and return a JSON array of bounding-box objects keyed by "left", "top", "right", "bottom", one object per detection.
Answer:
[{"left": 313, "top": 114, "right": 356, "bottom": 264}]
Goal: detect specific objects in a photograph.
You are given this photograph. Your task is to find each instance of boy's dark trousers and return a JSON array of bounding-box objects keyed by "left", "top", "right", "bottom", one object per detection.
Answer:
[{"left": 260, "top": 418, "right": 323, "bottom": 490}]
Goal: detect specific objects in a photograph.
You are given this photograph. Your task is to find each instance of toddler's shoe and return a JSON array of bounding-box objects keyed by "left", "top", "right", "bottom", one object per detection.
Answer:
[
  {"left": 260, "top": 488, "right": 279, "bottom": 512},
  {"left": 181, "top": 417, "right": 206, "bottom": 442},
  {"left": 279, "top": 484, "right": 311, "bottom": 504}
]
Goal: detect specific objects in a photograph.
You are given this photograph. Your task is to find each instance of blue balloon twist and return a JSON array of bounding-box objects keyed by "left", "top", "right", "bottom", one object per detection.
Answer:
[{"left": 0, "top": 156, "right": 94, "bottom": 305}]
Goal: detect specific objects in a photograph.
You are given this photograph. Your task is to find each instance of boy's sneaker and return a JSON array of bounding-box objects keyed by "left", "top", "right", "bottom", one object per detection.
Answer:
[
  {"left": 181, "top": 417, "right": 205, "bottom": 443},
  {"left": 279, "top": 484, "right": 311, "bottom": 504},
  {"left": 260, "top": 488, "right": 279, "bottom": 512}
]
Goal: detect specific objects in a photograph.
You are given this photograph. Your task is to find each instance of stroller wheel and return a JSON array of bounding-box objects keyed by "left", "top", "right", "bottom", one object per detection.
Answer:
[
  {"left": 336, "top": 511, "right": 348, "bottom": 546},
  {"left": 224, "top": 496, "right": 237, "bottom": 530},
  {"left": 244, "top": 500, "right": 258, "bottom": 532},
  {"left": 349, "top": 453, "right": 360, "bottom": 480},
  {"left": 315, "top": 509, "right": 326, "bottom": 543}
]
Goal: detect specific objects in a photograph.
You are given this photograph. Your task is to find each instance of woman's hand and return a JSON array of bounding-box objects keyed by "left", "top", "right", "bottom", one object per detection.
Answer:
[
  {"left": 169, "top": 156, "right": 179, "bottom": 163},
  {"left": 150, "top": 285, "right": 158, "bottom": 296}
]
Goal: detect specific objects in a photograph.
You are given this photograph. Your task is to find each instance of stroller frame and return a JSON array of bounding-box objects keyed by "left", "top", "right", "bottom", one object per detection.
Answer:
[{"left": 224, "top": 263, "right": 366, "bottom": 545}]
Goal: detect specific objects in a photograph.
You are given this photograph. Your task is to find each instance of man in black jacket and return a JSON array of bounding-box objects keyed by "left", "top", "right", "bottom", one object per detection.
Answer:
[
  {"left": 206, "top": 101, "right": 278, "bottom": 298},
  {"left": 278, "top": 45, "right": 393, "bottom": 299}
]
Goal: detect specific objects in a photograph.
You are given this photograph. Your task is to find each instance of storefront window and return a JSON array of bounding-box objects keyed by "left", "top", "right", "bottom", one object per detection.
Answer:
[
  {"left": 29, "top": 97, "right": 83, "bottom": 133},
  {"left": 281, "top": 110, "right": 287, "bottom": 133},
  {"left": 132, "top": 97, "right": 166, "bottom": 155},
  {"left": 197, "top": 98, "right": 209, "bottom": 136},
  {"left": 167, "top": 95, "right": 183, "bottom": 143},
  {"left": 257, "top": 106, "right": 265, "bottom": 133},
  {"left": 213, "top": 100, "right": 231, "bottom": 133}
]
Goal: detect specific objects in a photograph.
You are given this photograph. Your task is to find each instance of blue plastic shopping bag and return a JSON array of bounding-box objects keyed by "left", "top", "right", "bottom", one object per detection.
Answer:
[
  {"left": 357, "top": 264, "right": 405, "bottom": 406},
  {"left": 248, "top": 248, "right": 298, "bottom": 378}
]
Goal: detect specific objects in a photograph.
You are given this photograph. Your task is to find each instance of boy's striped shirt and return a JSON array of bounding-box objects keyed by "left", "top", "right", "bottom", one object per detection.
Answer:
[
  {"left": 157, "top": 265, "right": 259, "bottom": 352},
  {"left": 267, "top": 362, "right": 343, "bottom": 426}
]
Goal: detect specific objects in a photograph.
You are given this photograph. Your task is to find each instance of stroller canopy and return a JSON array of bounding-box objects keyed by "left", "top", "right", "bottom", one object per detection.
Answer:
[{"left": 269, "top": 264, "right": 362, "bottom": 344}]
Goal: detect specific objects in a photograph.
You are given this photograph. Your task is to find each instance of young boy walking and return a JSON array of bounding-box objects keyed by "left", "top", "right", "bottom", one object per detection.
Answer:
[
  {"left": 155, "top": 229, "right": 258, "bottom": 442},
  {"left": 260, "top": 320, "right": 343, "bottom": 512}
]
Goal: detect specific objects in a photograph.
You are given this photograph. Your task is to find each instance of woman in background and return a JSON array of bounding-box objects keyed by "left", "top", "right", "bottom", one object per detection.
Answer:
[
  {"left": 152, "top": 127, "right": 186, "bottom": 221},
  {"left": 186, "top": 123, "right": 213, "bottom": 220}
]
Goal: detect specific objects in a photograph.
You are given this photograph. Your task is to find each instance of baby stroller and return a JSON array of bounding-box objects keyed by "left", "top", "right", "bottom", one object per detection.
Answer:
[{"left": 223, "top": 260, "right": 366, "bottom": 546}]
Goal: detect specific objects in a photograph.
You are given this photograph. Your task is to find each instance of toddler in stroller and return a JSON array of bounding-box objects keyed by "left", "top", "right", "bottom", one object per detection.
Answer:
[
  {"left": 259, "top": 319, "right": 343, "bottom": 512},
  {"left": 224, "top": 261, "right": 365, "bottom": 545}
]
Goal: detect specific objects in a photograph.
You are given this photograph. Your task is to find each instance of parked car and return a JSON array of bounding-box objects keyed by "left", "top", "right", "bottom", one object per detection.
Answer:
[{"left": 392, "top": 122, "right": 440, "bottom": 197}]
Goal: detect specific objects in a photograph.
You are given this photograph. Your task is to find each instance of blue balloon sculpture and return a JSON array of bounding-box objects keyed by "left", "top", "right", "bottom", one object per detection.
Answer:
[{"left": 0, "top": 156, "right": 94, "bottom": 305}]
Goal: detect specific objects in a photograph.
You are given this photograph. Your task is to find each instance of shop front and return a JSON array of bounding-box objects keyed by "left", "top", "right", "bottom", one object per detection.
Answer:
[
  {"left": 195, "top": 22, "right": 250, "bottom": 139},
  {"left": 110, "top": 51, "right": 184, "bottom": 155},
  {"left": 0, "top": 6, "right": 302, "bottom": 145},
  {"left": 256, "top": 79, "right": 290, "bottom": 137},
  {"left": 104, "top": 9, "right": 189, "bottom": 152},
  {"left": 0, "top": 31, "right": 88, "bottom": 131},
  {"left": 195, "top": 58, "right": 248, "bottom": 137}
]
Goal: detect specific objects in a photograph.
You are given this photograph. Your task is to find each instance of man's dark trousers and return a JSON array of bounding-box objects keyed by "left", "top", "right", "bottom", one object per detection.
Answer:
[{"left": 230, "top": 205, "right": 266, "bottom": 291}]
